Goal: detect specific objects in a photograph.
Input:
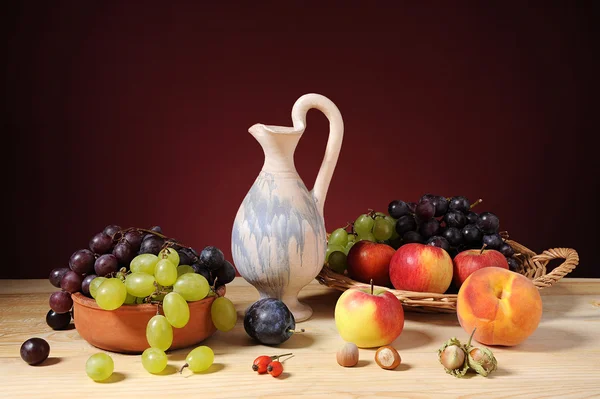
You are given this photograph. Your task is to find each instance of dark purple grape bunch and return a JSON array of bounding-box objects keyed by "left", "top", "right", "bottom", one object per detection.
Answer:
[
  {"left": 46, "top": 224, "right": 123, "bottom": 330},
  {"left": 388, "top": 195, "right": 519, "bottom": 272},
  {"left": 190, "top": 246, "right": 236, "bottom": 288}
]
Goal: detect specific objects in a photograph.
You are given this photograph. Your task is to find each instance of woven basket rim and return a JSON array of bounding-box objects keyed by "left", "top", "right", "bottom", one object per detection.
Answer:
[{"left": 316, "top": 239, "right": 579, "bottom": 313}]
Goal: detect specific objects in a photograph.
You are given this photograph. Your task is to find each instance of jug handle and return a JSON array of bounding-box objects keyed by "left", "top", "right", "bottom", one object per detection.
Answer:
[{"left": 291, "top": 93, "right": 344, "bottom": 218}]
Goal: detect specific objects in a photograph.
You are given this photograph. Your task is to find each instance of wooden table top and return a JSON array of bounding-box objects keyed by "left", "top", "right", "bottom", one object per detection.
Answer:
[{"left": 0, "top": 277, "right": 599, "bottom": 398}]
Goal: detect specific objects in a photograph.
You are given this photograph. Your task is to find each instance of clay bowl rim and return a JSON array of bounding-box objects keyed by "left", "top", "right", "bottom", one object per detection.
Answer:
[{"left": 71, "top": 285, "right": 226, "bottom": 311}]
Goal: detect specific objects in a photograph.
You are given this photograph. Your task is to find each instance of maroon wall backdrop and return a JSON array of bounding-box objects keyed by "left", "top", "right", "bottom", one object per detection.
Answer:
[{"left": 4, "top": 2, "right": 597, "bottom": 278}]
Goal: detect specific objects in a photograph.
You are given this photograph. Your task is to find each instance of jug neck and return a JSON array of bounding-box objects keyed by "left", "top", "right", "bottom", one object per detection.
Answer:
[{"left": 249, "top": 124, "right": 303, "bottom": 174}]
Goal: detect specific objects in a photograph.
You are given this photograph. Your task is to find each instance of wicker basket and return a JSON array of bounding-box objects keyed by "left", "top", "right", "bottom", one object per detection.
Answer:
[{"left": 316, "top": 239, "right": 579, "bottom": 313}]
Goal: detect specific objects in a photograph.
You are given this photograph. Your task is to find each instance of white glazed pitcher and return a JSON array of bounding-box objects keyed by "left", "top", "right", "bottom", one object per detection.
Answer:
[{"left": 231, "top": 93, "right": 344, "bottom": 322}]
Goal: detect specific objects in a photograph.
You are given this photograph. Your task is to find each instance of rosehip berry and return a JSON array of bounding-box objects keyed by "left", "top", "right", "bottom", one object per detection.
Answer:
[
  {"left": 252, "top": 355, "right": 272, "bottom": 374},
  {"left": 267, "top": 360, "right": 283, "bottom": 377}
]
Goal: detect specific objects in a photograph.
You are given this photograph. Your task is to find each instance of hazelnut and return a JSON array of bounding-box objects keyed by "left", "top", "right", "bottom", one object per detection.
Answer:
[
  {"left": 440, "top": 344, "right": 466, "bottom": 371},
  {"left": 375, "top": 346, "right": 401, "bottom": 370},
  {"left": 336, "top": 342, "right": 359, "bottom": 367}
]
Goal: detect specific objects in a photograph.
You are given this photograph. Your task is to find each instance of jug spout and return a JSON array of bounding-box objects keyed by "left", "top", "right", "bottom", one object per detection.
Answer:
[{"left": 248, "top": 123, "right": 304, "bottom": 174}]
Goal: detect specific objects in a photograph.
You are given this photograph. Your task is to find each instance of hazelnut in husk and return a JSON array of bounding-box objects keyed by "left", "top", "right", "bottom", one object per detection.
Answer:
[
  {"left": 467, "top": 347, "right": 497, "bottom": 376},
  {"left": 437, "top": 338, "right": 469, "bottom": 378},
  {"left": 463, "top": 328, "right": 498, "bottom": 377}
]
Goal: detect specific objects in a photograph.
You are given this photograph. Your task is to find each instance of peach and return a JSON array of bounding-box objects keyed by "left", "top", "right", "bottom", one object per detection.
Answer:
[{"left": 457, "top": 267, "right": 542, "bottom": 346}]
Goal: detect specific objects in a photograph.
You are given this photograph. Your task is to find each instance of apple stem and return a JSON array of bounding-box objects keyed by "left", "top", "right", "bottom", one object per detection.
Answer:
[
  {"left": 470, "top": 199, "right": 483, "bottom": 209},
  {"left": 370, "top": 279, "right": 374, "bottom": 295},
  {"left": 466, "top": 328, "right": 477, "bottom": 348},
  {"left": 480, "top": 244, "right": 487, "bottom": 255}
]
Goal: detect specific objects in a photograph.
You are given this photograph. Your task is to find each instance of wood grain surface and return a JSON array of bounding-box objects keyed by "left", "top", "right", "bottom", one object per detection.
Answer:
[{"left": 0, "top": 278, "right": 599, "bottom": 399}]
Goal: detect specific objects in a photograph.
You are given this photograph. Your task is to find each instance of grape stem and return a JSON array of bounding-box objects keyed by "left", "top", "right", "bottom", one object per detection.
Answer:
[
  {"left": 114, "top": 227, "right": 201, "bottom": 264},
  {"left": 470, "top": 199, "right": 483, "bottom": 209},
  {"left": 179, "top": 363, "right": 189, "bottom": 374}
]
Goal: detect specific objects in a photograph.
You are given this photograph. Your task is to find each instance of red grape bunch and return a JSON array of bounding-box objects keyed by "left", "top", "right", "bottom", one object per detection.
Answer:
[{"left": 46, "top": 224, "right": 236, "bottom": 331}]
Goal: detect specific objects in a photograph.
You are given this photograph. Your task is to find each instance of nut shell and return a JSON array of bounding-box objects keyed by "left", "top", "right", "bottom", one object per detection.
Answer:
[
  {"left": 336, "top": 342, "right": 359, "bottom": 367},
  {"left": 375, "top": 346, "right": 401, "bottom": 370}
]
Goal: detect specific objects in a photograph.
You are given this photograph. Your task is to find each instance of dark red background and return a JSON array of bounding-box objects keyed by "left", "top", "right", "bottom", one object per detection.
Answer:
[{"left": 4, "top": 2, "right": 597, "bottom": 278}]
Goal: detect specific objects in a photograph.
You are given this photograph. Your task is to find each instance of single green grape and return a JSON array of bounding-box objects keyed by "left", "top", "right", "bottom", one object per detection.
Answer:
[
  {"left": 125, "top": 272, "right": 156, "bottom": 298},
  {"left": 387, "top": 216, "right": 400, "bottom": 240},
  {"left": 163, "top": 292, "right": 190, "bottom": 328},
  {"left": 354, "top": 214, "right": 375, "bottom": 235},
  {"left": 181, "top": 346, "right": 214, "bottom": 373},
  {"left": 173, "top": 273, "right": 209, "bottom": 302},
  {"left": 373, "top": 217, "right": 394, "bottom": 241},
  {"left": 130, "top": 254, "right": 159, "bottom": 275},
  {"left": 357, "top": 232, "right": 376, "bottom": 242},
  {"left": 328, "top": 228, "right": 349, "bottom": 247},
  {"left": 158, "top": 247, "right": 180, "bottom": 267},
  {"left": 347, "top": 234, "right": 356, "bottom": 243},
  {"left": 328, "top": 251, "right": 347, "bottom": 274},
  {"left": 326, "top": 244, "right": 345, "bottom": 261},
  {"left": 344, "top": 240, "right": 355, "bottom": 254},
  {"left": 89, "top": 277, "right": 107, "bottom": 299},
  {"left": 96, "top": 278, "right": 127, "bottom": 311},
  {"left": 141, "top": 347, "right": 168, "bottom": 374},
  {"left": 177, "top": 265, "right": 195, "bottom": 277},
  {"left": 155, "top": 259, "right": 178, "bottom": 286},
  {"left": 146, "top": 315, "right": 173, "bottom": 351},
  {"left": 86, "top": 353, "right": 114, "bottom": 382},
  {"left": 375, "top": 211, "right": 387, "bottom": 217},
  {"left": 123, "top": 293, "right": 137, "bottom": 304},
  {"left": 211, "top": 296, "right": 236, "bottom": 332}
]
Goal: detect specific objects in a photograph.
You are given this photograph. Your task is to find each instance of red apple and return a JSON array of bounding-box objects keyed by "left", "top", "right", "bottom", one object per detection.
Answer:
[
  {"left": 453, "top": 248, "right": 509, "bottom": 289},
  {"left": 389, "top": 243, "right": 453, "bottom": 293},
  {"left": 347, "top": 241, "right": 396, "bottom": 287},
  {"left": 334, "top": 282, "right": 405, "bottom": 348}
]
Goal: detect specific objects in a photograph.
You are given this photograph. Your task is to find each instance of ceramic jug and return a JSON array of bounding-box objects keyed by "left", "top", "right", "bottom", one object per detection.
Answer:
[{"left": 231, "top": 93, "right": 344, "bottom": 322}]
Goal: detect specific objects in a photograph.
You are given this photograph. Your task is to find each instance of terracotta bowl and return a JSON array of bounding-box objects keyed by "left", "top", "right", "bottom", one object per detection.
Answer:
[{"left": 71, "top": 286, "right": 225, "bottom": 354}]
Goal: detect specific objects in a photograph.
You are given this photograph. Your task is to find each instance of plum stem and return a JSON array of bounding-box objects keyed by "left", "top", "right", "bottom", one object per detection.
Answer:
[
  {"left": 470, "top": 199, "right": 483, "bottom": 209},
  {"left": 370, "top": 279, "right": 374, "bottom": 295},
  {"left": 287, "top": 329, "right": 305, "bottom": 334}
]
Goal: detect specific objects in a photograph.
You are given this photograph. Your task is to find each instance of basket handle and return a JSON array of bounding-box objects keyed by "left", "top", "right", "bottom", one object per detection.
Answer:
[{"left": 531, "top": 247, "right": 579, "bottom": 289}]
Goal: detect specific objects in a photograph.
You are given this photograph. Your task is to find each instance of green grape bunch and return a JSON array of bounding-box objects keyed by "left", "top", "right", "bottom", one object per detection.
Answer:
[{"left": 324, "top": 210, "right": 399, "bottom": 275}]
